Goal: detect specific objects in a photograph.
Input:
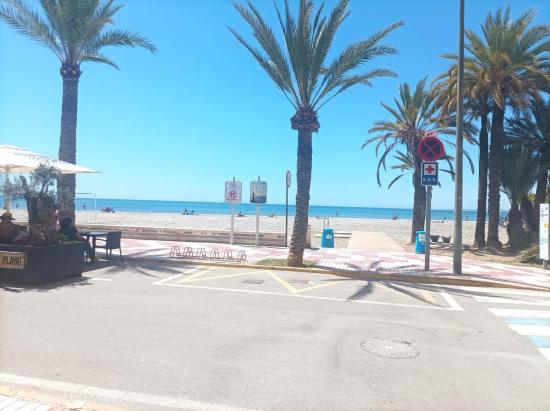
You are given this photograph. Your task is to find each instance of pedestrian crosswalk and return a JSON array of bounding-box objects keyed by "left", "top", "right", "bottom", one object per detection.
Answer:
[
  {"left": 0, "top": 394, "right": 50, "bottom": 410},
  {"left": 467, "top": 287, "right": 550, "bottom": 362}
]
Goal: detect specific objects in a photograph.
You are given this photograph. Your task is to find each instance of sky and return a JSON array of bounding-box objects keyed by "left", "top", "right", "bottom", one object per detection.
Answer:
[{"left": 0, "top": 0, "right": 548, "bottom": 209}]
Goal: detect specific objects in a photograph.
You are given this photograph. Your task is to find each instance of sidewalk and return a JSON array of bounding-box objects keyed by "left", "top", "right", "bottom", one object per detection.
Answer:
[
  {"left": 0, "top": 385, "right": 124, "bottom": 411},
  {"left": 117, "top": 239, "right": 550, "bottom": 290}
]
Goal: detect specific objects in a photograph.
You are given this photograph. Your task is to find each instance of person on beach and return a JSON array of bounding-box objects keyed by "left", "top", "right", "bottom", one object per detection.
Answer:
[
  {"left": 58, "top": 216, "right": 93, "bottom": 256},
  {"left": 238, "top": 211, "right": 245, "bottom": 217}
]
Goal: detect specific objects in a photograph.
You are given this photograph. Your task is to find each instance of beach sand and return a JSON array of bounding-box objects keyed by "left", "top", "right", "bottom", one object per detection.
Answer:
[{"left": 10, "top": 209, "right": 508, "bottom": 248}]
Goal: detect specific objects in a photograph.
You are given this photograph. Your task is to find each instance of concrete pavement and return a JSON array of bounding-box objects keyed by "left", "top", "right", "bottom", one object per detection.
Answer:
[
  {"left": 1, "top": 262, "right": 549, "bottom": 410},
  {"left": 117, "top": 238, "right": 550, "bottom": 289}
]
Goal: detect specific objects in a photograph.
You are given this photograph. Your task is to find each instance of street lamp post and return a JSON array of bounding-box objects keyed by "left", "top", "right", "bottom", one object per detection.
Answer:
[{"left": 453, "top": 0, "right": 465, "bottom": 274}]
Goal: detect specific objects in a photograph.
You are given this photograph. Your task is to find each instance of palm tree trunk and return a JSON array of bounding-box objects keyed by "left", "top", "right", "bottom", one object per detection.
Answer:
[
  {"left": 288, "top": 129, "right": 312, "bottom": 267},
  {"left": 487, "top": 105, "right": 504, "bottom": 248},
  {"left": 411, "top": 167, "right": 426, "bottom": 243},
  {"left": 57, "top": 64, "right": 81, "bottom": 220},
  {"left": 533, "top": 152, "right": 549, "bottom": 231},
  {"left": 519, "top": 196, "right": 536, "bottom": 243},
  {"left": 474, "top": 114, "right": 489, "bottom": 248},
  {"left": 507, "top": 203, "right": 529, "bottom": 249}
]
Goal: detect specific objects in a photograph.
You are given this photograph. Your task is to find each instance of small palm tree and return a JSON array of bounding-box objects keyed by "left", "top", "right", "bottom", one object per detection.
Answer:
[
  {"left": 434, "top": 61, "right": 493, "bottom": 248},
  {"left": 230, "top": 0, "right": 402, "bottom": 266},
  {"left": 363, "top": 79, "right": 473, "bottom": 243},
  {"left": 465, "top": 6, "right": 549, "bottom": 248},
  {"left": 500, "top": 145, "right": 538, "bottom": 249},
  {"left": 506, "top": 98, "right": 550, "bottom": 230},
  {"left": 0, "top": 0, "right": 156, "bottom": 217}
]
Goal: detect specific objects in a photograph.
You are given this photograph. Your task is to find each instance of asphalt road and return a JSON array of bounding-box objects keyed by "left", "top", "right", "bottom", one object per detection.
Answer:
[{"left": 1, "top": 262, "right": 549, "bottom": 410}]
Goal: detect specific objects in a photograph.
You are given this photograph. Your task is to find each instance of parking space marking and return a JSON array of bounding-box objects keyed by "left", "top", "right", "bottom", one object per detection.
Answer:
[
  {"left": 179, "top": 267, "right": 218, "bottom": 282},
  {"left": 179, "top": 270, "right": 269, "bottom": 284},
  {"left": 268, "top": 271, "right": 342, "bottom": 294},
  {"left": 154, "top": 281, "right": 463, "bottom": 310},
  {"left": 421, "top": 290, "right": 437, "bottom": 305}
]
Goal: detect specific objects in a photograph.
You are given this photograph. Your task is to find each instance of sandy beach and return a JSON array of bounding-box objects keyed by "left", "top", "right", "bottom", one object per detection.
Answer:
[{"left": 10, "top": 209, "right": 508, "bottom": 248}]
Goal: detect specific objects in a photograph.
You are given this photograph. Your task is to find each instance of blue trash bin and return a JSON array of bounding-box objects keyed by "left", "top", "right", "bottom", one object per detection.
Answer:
[
  {"left": 321, "top": 228, "right": 335, "bottom": 248},
  {"left": 415, "top": 230, "right": 426, "bottom": 254}
]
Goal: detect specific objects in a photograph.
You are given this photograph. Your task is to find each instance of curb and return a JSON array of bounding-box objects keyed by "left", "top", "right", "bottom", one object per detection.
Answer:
[{"left": 124, "top": 256, "right": 550, "bottom": 292}]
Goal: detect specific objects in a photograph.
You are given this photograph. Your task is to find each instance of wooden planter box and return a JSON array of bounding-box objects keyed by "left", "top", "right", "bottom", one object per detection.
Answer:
[{"left": 0, "top": 242, "right": 84, "bottom": 286}]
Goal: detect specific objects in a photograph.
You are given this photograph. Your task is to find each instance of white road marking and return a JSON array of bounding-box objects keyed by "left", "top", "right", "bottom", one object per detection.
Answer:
[
  {"left": 539, "top": 348, "right": 550, "bottom": 361},
  {"left": 0, "top": 373, "right": 253, "bottom": 411},
  {"left": 508, "top": 324, "right": 550, "bottom": 336},
  {"left": 153, "top": 274, "right": 183, "bottom": 286},
  {"left": 473, "top": 296, "right": 550, "bottom": 306},
  {"left": 155, "top": 282, "right": 462, "bottom": 310},
  {"left": 88, "top": 278, "right": 113, "bottom": 282},
  {"left": 459, "top": 286, "right": 550, "bottom": 298},
  {"left": 489, "top": 308, "right": 550, "bottom": 318},
  {"left": 439, "top": 292, "right": 464, "bottom": 311}
]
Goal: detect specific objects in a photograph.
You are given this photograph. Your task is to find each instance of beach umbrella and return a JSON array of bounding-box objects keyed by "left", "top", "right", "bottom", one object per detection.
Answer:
[{"left": 0, "top": 145, "right": 97, "bottom": 210}]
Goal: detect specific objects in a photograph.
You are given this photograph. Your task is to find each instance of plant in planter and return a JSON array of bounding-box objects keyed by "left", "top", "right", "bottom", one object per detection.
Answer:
[
  {"left": 1, "top": 165, "right": 84, "bottom": 285},
  {"left": 18, "top": 165, "right": 61, "bottom": 246}
]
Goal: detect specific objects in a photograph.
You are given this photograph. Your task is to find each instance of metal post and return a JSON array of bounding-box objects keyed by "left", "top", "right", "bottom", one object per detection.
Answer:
[
  {"left": 255, "top": 204, "right": 260, "bottom": 246},
  {"left": 425, "top": 186, "right": 432, "bottom": 271},
  {"left": 453, "top": 0, "right": 465, "bottom": 275},
  {"left": 285, "top": 183, "right": 289, "bottom": 247},
  {"left": 230, "top": 205, "right": 235, "bottom": 245}
]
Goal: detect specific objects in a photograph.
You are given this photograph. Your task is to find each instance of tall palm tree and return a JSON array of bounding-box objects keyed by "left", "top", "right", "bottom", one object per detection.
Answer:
[
  {"left": 363, "top": 79, "right": 472, "bottom": 243},
  {"left": 500, "top": 144, "right": 538, "bottom": 249},
  {"left": 506, "top": 98, "right": 550, "bottom": 231},
  {"left": 0, "top": 0, "right": 156, "bottom": 217},
  {"left": 434, "top": 62, "right": 492, "bottom": 248},
  {"left": 230, "top": 0, "right": 402, "bottom": 266},
  {"left": 465, "top": 7, "right": 549, "bottom": 248}
]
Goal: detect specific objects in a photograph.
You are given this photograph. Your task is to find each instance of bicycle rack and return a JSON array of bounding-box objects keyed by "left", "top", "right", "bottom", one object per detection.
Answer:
[{"left": 169, "top": 246, "right": 247, "bottom": 262}]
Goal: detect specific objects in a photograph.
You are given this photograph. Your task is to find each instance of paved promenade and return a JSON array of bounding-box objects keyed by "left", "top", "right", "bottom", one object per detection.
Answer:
[{"left": 118, "top": 238, "right": 550, "bottom": 289}]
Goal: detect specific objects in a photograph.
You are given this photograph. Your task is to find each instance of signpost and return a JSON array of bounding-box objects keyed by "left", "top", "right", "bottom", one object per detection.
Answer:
[
  {"left": 540, "top": 203, "right": 549, "bottom": 269},
  {"left": 224, "top": 178, "right": 242, "bottom": 245},
  {"left": 418, "top": 133, "right": 444, "bottom": 271},
  {"left": 285, "top": 170, "right": 291, "bottom": 247},
  {"left": 250, "top": 177, "right": 267, "bottom": 246}
]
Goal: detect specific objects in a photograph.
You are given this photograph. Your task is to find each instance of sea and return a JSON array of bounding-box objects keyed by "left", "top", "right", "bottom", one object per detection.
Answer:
[{"left": 14, "top": 198, "right": 491, "bottom": 221}]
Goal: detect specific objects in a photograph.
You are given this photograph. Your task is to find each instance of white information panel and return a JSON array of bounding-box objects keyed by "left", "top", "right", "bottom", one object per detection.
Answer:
[
  {"left": 540, "top": 203, "right": 549, "bottom": 261},
  {"left": 250, "top": 180, "right": 267, "bottom": 204},
  {"left": 224, "top": 180, "right": 242, "bottom": 204}
]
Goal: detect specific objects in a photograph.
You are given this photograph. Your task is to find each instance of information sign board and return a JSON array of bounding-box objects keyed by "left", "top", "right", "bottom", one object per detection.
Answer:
[
  {"left": 250, "top": 180, "right": 267, "bottom": 203},
  {"left": 224, "top": 180, "right": 242, "bottom": 204},
  {"left": 540, "top": 203, "right": 549, "bottom": 261},
  {"left": 421, "top": 162, "right": 438, "bottom": 186}
]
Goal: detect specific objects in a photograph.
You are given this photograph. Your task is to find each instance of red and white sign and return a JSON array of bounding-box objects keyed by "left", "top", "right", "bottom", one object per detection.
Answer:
[
  {"left": 417, "top": 137, "right": 445, "bottom": 162},
  {"left": 423, "top": 162, "right": 437, "bottom": 175},
  {"left": 424, "top": 130, "right": 438, "bottom": 138},
  {"left": 224, "top": 180, "right": 242, "bottom": 204}
]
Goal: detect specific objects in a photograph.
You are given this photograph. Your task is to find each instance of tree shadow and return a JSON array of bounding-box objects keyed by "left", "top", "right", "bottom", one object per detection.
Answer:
[
  {"left": 347, "top": 281, "right": 373, "bottom": 300},
  {"left": 0, "top": 276, "right": 93, "bottom": 293}
]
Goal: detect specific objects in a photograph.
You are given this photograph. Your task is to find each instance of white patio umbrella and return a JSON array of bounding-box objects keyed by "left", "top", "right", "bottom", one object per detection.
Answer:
[{"left": 0, "top": 145, "right": 98, "bottom": 210}]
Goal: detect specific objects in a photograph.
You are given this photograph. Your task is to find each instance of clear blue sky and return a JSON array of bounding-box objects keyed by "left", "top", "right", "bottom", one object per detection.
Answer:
[{"left": 1, "top": 0, "right": 547, "bottom": 209}]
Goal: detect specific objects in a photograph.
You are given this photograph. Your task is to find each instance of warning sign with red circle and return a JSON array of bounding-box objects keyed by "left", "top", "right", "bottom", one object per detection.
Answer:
[{"left": 417, "top": 137, "right": 445, "bottom": 162}]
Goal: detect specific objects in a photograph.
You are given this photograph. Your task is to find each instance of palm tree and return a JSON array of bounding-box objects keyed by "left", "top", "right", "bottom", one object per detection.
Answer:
[
  {"left": 506, "top": 98, "right": 550, "bottom": 231},
  {"left": 465, "top": 7, "right": 549, "bottom": 248},
  {"left": 363, "top": 79, "right": 472, "bottom": 243},
  {"left": 434, "top": 62, "right": 493, "bottom": 248},
  {"left": 230, "top": 0, "right": 402, "bottom": 266},
  {"left": 500, "top": 144, "right": 538, "bottom": 249},
  {"left": 0, "top": 0, "right": 156, "bottom": 217},
  {"left": 386, "top": 150, "right": 456, "bottom": 189}
]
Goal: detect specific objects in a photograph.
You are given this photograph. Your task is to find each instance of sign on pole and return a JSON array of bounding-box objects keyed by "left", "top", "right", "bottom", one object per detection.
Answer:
[
  {"left": 250, "top": 177, "right": 267, "bottom": 246},
  {"left": 225, "top": 180, "right": 242, "bottom": 204},
  {"left": 540, "top": 203, "right": 549, "bottom": 262},
  {"left": 250, "top": 179, "right": 267, "bottom": 204},
  {"left": 225, "top": 179, "right": 242, "bottom": 245},
  {"left": 421, "top": 162, "right": 438, "bottom": 186},
  {"left": 417, "top": 137, "right": 445, "bottom": 162}
]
